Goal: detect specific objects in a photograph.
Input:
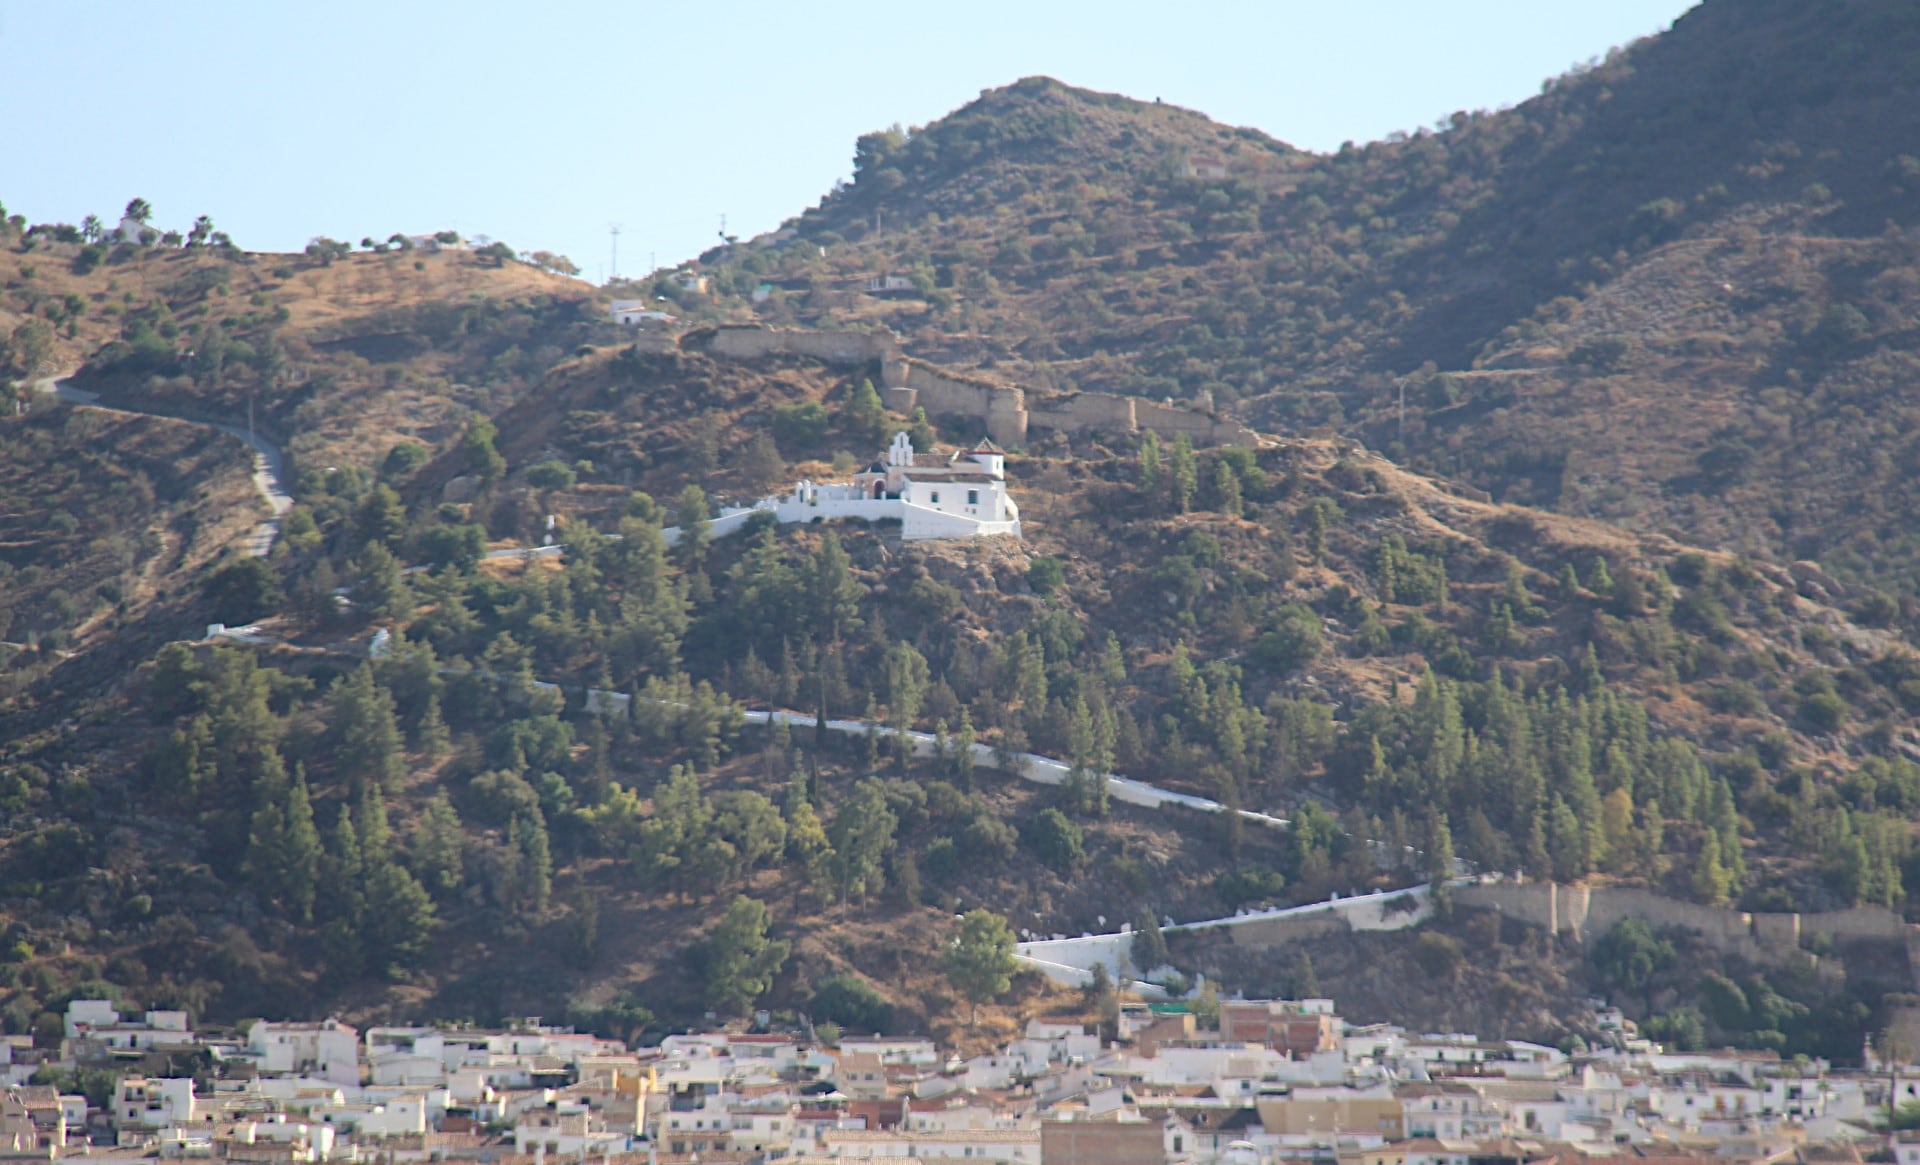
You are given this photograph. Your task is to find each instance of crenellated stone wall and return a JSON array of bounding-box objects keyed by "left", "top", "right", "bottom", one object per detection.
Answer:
[{"left": 686, "top": 324, "right": 1254, "bottom": 449}]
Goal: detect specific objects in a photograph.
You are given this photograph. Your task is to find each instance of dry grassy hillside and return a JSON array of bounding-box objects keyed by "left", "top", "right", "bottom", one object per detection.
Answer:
[
  {"left": 0, "top": 236, "right": 599, "bottom": 474},
  {"left": 676, "top": 0, "right": 1920, "bottom": 603},
  {"left": 1405, "top": 216, "right": 1920, "bottom": 606}
]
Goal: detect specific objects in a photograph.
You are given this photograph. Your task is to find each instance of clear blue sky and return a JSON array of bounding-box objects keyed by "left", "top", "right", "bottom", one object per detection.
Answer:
[{"left": 0, "top": 1, "right": 1696, "bottom": 283}]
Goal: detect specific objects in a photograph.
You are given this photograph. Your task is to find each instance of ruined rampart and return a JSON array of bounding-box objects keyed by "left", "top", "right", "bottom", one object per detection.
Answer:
[
  {"left": 688, "top": 325, "right": 1255, "bottom": 449},
  {"left": 1453, "top": 881, "right": 1908, "bottom": 985},
  {"left": 702, "top": 324, "right": 898, "bottom": 365}
]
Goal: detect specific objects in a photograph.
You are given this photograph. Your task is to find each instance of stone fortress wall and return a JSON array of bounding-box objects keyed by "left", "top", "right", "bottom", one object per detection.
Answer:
[
  {"left": 1452, "top": 881, "right": 1912, "bottom": 988},
  {"left": 690, "top": 325, "right": 1258, "bottom": 449}
]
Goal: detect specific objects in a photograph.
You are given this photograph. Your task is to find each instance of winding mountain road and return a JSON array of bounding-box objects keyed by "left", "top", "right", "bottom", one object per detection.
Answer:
[{"left": 35, "top": 372, "right": 292, "bottom": 556}]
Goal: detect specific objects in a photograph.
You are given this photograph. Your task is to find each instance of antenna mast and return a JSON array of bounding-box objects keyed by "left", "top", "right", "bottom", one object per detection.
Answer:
[{"left": 608, "top": 223, "right": 621, "bottom": 282}]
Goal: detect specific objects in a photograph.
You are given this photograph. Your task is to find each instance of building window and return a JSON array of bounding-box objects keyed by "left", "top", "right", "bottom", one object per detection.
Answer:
[
  {"left": 967, "top": 489, "right": 979, "bottom": 505},
  {"left": 930, "top": 491, "right": 940, "bottom": 504}
]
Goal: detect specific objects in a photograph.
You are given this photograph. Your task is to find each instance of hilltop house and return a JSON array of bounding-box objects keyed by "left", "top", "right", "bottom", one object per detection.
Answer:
[
  {"left": 667, "top": 433, "right": 1021, "bottom": 546},
  {"left": 1183, "top": 154, "right": 1230, "bottom": 180},
  {"left": 787, "top": 433, "right": 1019, "bottom": 540},
  {"left": 607, "top": 298, "right": 673, "bottom": 325},
  {"left": 109, "top": 214, "right": 159, "bottom": 246}
]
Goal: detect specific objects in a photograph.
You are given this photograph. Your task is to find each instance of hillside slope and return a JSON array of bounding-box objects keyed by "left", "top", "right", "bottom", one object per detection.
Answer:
[
  {"left": 8, "top": 329, "right": 1920, "bottom": 1050},
  {"left": 680, "top": 0, "right": 1920, "bottom": 600}
]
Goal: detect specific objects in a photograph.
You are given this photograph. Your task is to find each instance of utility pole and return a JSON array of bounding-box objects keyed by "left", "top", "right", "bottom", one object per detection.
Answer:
[{"left": 608, "top": 223, "right": 621, "bottom": 282}]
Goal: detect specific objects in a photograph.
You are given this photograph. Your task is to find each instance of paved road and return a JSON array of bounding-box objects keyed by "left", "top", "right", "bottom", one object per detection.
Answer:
[{"left": 35, "top": 372, "right": 292, "bottom": 557}]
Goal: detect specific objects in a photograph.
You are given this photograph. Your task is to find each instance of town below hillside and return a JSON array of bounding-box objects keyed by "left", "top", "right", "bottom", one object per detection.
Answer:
[
  {"left": 6, "top": 983, "right": 1911, "bottom": 1165},
  {"left": 5, "top": 5, "right": 1920, "bottom": 1156}
]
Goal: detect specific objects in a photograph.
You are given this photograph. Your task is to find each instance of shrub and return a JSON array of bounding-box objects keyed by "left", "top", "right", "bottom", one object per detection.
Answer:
[
  {"left": 960, "top": 815, "right": 1016, "bottom": 861},
  {"left": 1253, "top": 603, "right": 1323, "bottom": 672},
  {"left": 1411, "top": 931, "right": 1465, "bottom": 979},
  {"left": 772, "top": 401, "right": 830, "bottom": 446},
  {"left": 1022, "top": 808, "right": 1084, "bottom": 872},
  {"left": 1027, "top": 557, "right": 1065, "bottom": 595},
  {"left": 1852, "top": 591, "right": 1899, "bottom": 628},
  {"left": 381, "top": 442, "right": 430, "bottom": 480},
  {"left": 202, "top": 558, "right": 284, "bottom": 623},
  {"left": 526, "top": 460, "right": 577, "bottom": 490},
  {"left": 922, "top": 836, "right": 960, "bottom": 882},
  {"left": 418, "top": 524, "right": 487, "bottom": 572},
  {"left": 809, "top": 974, "right": 893, "bottom": 1034},
  {"left": 1799, "top": 691, "right": 1846, "bottom": 733},
  {"left": 1214, "top": 865, "right": 1287, "bottom": 910}
]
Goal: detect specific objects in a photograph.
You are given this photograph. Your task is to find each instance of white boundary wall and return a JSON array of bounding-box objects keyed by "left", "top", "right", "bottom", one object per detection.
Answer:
[
  {"left": 656, "top": 486, "right": 1021, "bottom": 546},
  {"left": 1012, "top": 883, "right": 1441, "bottom": 989},
  {"left": 739, "top": 709, "right": 1288, "bottom": 829}
]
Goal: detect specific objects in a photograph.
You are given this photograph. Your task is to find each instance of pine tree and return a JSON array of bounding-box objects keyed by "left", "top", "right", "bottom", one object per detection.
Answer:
[
  {"left": 1305, "top": 501, "right": 1329, "bottom": 563},
  {"left": 1130, "top": 907, "right": 1169, "bottom": 972},
  {"left": 417, "top": 693, "right": 450, "bottom": 758},
  {"left": 907, "top": 407, "right": 937, "bottom": 453},
  {"left": 842, "top": 379, "right": 887, "bottom": 441},
  {"left": 705, "top": 896, "right": 791, "bottom": 1016},
  {"left": 1099, "top": 633, "right": 1127, "bottom": 689},
  {"left": 1212, "top": 460, "right": 1243, "bottom": 517},
  {"left": 1426, "top": 809, "right": 1456, "bottom": 891},
  {"left": 804, "top": 534, "right": 863, "bottom": 748},
  {"left": 1169, "top": 433, "right": 1198, "bottom": 513},
  {"left": 1587, "top": 557, "right": 1615, "bottom": 598},
  {"left": 885, "top": 641, "right": 930, "bottom": 768},
  {"left": 954, "top": 711, "right": 978, "bottom": 791},
  {"left": 675, "top": 484, "right": 713, "bottom": 603},
  {"left": 351, "top": 542, "right": 412, "bottom": 621},
  {"left": 830, "top": 778, "right": 897, "bottom": 903},
  {"left": 321, "top": 804, "right": 366, "bottom": 925},
  {"left": 510, "top": 811, "right": 553, "bottom": 913},
  {"left": 328, "top": 665, "right": 405, "bottom": 792},
  {"left": 413, "top": 790, "right": 465, "bottom": 898},
  {"left": 355, "top": 785, "right": 394, "bottom": 866},
  {"left": 1692, "top": 830, "right": 1732, "bottom": 906},
  {"left": 244, "top": 760, "right": 291, "bottom": 912},
  {"left": 943, "top": 909, "right": 1017, "bottom": 1024},
  {"left": 1600, "top": 788, "right": 1635, "bottom": 872},
  {"left": 279, "top": 769, "right": 321, "bottom": 922},
  {"left": 1137, "top": 431, "right": 1163, "bottom": 495},
  {"left": 361, "top": 861, "right": 437, "bottom": 976},
  {"left": 1547, "top": 796, "right": 1587, "bottom": 880}
]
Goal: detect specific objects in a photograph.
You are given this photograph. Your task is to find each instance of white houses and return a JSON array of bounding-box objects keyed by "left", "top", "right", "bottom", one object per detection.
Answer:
[
  {"left": 249, "top": 1021, "right": 361, "bottom": 1087},
  {"left": 115, "top": 1078, "right": 195, "bottom": 1129}
]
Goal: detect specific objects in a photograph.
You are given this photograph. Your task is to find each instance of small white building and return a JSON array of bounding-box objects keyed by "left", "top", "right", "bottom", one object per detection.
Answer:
[
  {"left": 64, "top": 1001, "right": 196, "bottom": 1050},
  {"left": 109, "top": 214, "right": 160, "bottom": 246},
  {"left": 849, "top": 433, "right": 1021, "bottom": 536},
  {"left": 608, "top": 299, "right": 674, "bottom": 326},
  {"left": 865, "top": 274, "right": 916, "bottom": 295},
  {"left": 665, "top": 433, "right": 1022, "bottom": 546},
  {"left": 249, "top": 1021, "right": 360, "bottom": 1087},
  {"left": 115, "top": 1077, "right": 195, "bottom": 1129},
  {"left": 1183, "top": 155, "right": 1231, "bottom": 180}
]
